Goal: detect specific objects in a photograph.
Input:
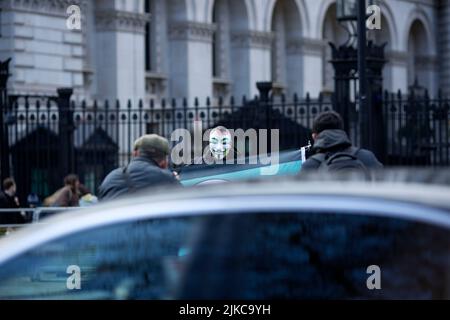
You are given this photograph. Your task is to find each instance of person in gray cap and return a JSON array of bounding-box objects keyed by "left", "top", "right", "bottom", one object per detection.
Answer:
[{"left": 98, "top": 134, "right": 180, "bottom": 201}]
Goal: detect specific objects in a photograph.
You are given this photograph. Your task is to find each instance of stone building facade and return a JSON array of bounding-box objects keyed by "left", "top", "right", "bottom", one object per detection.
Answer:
[{"left": 0, "top": 0, "right": 446, "bottom": 104}]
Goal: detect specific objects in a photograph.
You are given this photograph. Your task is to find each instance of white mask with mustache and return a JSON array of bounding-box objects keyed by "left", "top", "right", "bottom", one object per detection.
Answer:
[{"left": 209, "top": 128, "right": 232, "bottom": 160}]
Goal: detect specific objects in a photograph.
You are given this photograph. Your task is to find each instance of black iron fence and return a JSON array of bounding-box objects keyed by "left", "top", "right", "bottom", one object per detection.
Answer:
[
  {"left": 0, "top": 208, "right": 79, "bottom": 230},
  {"left": 1, "top": 86, "right": 333, "bottom": 201},
  {"left": 1, "top": 82, "right": 449, "bottom": 204},
  {"left": 382, "top": 90, "right": 450, "bottom": 166}
]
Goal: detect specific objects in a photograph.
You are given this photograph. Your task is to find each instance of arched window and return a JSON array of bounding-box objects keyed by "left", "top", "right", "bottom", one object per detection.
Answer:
[
  {"left": 369, "top": 14, "right": 393, "bottom": 92},
  {"left": 144, "top": 0, "right": 170, "bottom": 98},
  {"left": 211, "top": 0, "right": 250, "bottom": 98},
  {"left": 212, "top": 0, "right": 228, "bottom": 79},
  {"left": 271, "top": 2, "right": 286, "bottom": 89},
  {"left": 212, "top": 6, "right": 218, "bottom": 77},
  {"left": 321, "top": 3, "right": 348, "bottom": 93},
  {"left": 144, "top": 0, "right": 168, "bottom": 73},
  {"left": 270, "top": 0, "right": 302, "bottom": 96},
  {"left": 407, "top": 20, "right": 428, "bottom": 87},
  {"left": 144, "top": 0, "right": 152, "bottom": 72}
]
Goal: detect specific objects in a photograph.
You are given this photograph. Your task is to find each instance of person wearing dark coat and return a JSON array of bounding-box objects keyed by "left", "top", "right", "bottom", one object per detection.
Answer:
[
  {"left": 50, "top": 174, "right": 83, "bottom": 207},
  {"left": 0, "top": 178, "right": 25, "bottom": 225},
  {"left": 301, "top": 111, "right": 383, "bottom": 172},
  {"left": 98, "top": 134, "right": 181, "bottom": 201}
]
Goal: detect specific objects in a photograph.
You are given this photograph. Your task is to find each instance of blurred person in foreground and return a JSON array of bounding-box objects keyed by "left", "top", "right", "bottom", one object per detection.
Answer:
[
  {"left": 46, "top": 174, "right": 88, "bottom": 207},
  {"left": 98, "top": 134, "right": 181, "bottom": 201},
  {"left": 0, "top": 178, "right": 26, "bottom": 225},
  {"left": 300, "top": 111, "right": 382, "bottom": 175}
]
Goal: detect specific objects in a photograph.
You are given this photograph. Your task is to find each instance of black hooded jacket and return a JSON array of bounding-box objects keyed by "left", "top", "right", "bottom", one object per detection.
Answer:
[{"left": 301, "top": 129, "right": 383, "bottom": 171}]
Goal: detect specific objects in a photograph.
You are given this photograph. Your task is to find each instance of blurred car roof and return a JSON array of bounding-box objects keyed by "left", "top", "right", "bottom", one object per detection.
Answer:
[{"left": 0, "top": 171, "right": 450, "bottom": 264}]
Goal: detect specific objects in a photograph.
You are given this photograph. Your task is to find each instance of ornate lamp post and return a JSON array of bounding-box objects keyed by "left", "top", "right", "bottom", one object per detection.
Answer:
[
  {"left": 336, "top": 0, "right": 358, "bottom": 47},
  {"left": 336, "top": 0, "right": 358, "bottom": 21},
  {"left": 335, "top": 0, "right": 370, "bottom": 148},
  {"left": 331, "top": 0, "right": 386, "bottom": 157}
]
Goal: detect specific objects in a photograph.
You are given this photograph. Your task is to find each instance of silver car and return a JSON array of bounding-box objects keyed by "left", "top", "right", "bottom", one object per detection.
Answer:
[{"left": 0, "top": 179, "right": 449, "bottom": 300}]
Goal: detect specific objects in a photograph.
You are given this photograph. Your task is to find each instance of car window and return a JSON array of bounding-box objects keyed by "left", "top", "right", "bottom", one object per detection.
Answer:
[
  {"left": 176, "top": 212, "right": 450, "bottom": 299},
  {"left": 0, "top": 217, "right": 197, "bottom": 300},
  {"left": 0, "top": 211, "right": 448, "bottom": 300}
]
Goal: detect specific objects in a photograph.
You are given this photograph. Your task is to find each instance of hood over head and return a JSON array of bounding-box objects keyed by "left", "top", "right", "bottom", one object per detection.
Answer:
[{"left": 313, "top": 129, "right": 352, "bottom": 152}]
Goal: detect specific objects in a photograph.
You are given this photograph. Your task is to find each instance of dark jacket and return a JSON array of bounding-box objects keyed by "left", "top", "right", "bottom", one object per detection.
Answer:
[
  {"left": 98, "top": 156, "right": 181, "bottom": 201},
  {"left": 301, "top": 129, "right": 383, "bottom": 171},
  {"left": 0, "top": 191, "right": 25, "bottom": 224}
]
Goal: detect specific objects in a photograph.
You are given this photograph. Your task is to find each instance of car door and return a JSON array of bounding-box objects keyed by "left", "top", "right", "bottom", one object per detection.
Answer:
[
  {"left": 174, "top": 197, "right": 450, "bottom": 299},
  {"left": 0, "top": 216, "right": 197, "bottom": 300},
  {"left": 0, "top": 195, "right": 448, "bottom": 300}
]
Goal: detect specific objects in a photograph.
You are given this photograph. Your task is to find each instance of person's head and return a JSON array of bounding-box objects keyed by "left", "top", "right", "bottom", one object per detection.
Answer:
[
  {"left": 64, "top": 174, "right": 80, "bottom": 190},
  {"left": 311, "top": 111, "right": 344, "bottom": 141},
  {"left": 209, "top": 126, "right": 232, "bottom": 160},
  {"left": 133, "top": 134, "right": 170, "bottom": 169},
  {"left": 2, "top": 178, "right": 16, "bottom": 196}
]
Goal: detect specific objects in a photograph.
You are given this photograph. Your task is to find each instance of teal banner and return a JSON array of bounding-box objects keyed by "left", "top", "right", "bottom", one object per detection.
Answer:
[{"left": 179, "top": 150, "right": 303, "bottom": 186}]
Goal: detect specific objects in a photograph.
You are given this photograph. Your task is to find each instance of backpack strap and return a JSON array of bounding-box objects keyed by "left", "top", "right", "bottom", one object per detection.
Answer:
[
  {"left": 326, "top": 149, "right": 360, "bottom": 165},
  {"left": 310, "top": 147, "right": 361, "bottom": 167},
  {"left": 309, "top": 153, "right": 327, "bottom": 166},
  {"left": 122, "top": 164, "right": 136, "bottom": 193}
]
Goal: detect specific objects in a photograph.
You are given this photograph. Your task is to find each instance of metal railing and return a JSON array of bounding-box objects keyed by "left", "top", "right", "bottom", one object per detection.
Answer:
[
  {"left": 0, "top": 207, "right": 82, "bottom": 229},
  {"left": 2, "top": 90, "right": 330, "bottom": 202},
  {"left": 2, "top": 85, "right": 449, "bottom": 214}
]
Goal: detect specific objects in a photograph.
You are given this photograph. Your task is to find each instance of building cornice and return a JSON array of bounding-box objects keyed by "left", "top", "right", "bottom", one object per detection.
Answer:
[
  {"left": 415, "top": 54, "right": 438, "bottom": 67},
  {"left": 231, "top": 31, "right": 274, "bottom": 49},
  {"left": 287, "top": 38, "right": 326, "bottom": 56},
  {"left": 1, "top": 0, "right": 86, "bottom": 16},
  {"left": 387, "top": 50, "right": 409, "bottom": 64},
  {"left": 169, "top": 22, "right": 216, "bottom": 43},
  {"left": 95, "top": 10, "right": 150, "bottom": 34},
  {"left": 387, "top": 50, "right": 437, "bottom": 68}
]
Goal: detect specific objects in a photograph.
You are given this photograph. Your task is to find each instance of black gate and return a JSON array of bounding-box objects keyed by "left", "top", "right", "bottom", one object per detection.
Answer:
[
  {"left": 329, "top": 40, "right": 387, "bottom": 160},
  {"left": 0, "top": 88, "right": 121, "bottom": 202},
  {"left": 383, "top": 86, "right": 450, "bottom": 166}
]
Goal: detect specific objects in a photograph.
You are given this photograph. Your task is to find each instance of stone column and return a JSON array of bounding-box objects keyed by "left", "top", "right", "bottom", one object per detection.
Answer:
[
  {"left": 386, "top": 51, "right": 409, "bottom": 93},
  {"left": 169, "top": 22, "right": 216, "bottom": 103},
  {"left": 415, "top": 54, "right": 438, "bottom": 94},
  {"left": 95, "top": 9, "right": 149, "bottom": 103},
  {"left": 230, "top": 31, "right": 273, "bottom": 99},
  {"left": 438, "top": 0, "right": 450, "bottom": 95},
  {"left": 95, "top": 7, "right": 149, "bottom": 163},
  {"left": 287, "top": 37, "right": 326, "bottom": 97}
]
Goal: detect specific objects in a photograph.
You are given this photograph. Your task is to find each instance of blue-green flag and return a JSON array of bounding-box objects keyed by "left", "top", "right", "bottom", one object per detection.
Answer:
[{"left": 179, "top": 149, "right": 304, "bottom": 186}]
